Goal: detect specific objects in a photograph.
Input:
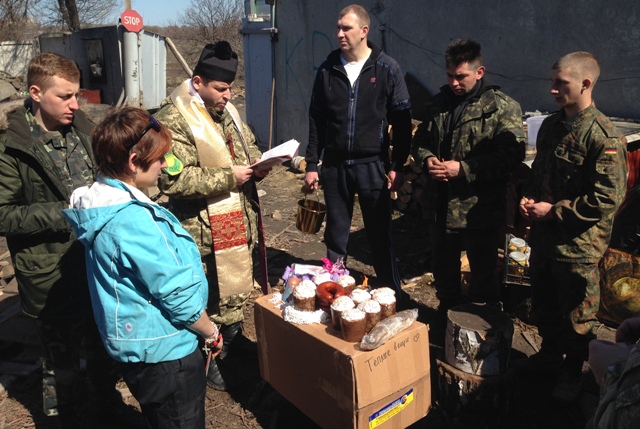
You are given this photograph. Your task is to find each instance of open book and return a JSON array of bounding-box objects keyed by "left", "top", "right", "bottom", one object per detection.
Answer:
[{"left": 251, "top": 139, "right": 300, "bottom": 170}]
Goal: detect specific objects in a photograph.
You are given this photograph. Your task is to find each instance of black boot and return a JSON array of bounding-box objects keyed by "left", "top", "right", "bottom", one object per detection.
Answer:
[
  {"left": 219, "top": 322, "right": 244, "bottom": 359},
  {"left": 206, "top": 358, "right": 227, "bottom": 391},
  {"left": 205, "top": 323, "right": 242, "bottom": 390}
]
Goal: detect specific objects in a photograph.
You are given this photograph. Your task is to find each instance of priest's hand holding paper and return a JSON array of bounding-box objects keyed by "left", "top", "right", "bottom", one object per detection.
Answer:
[
  {"left": 252, "top": 157, "right": 272, "bottom": 178},
  {"left": 233, "top": 165, "right": 254, "bottom": 186}
]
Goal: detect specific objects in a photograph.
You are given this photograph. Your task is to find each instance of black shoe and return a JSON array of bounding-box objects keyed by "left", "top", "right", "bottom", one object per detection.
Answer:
[
  {"left": 207, "top": 359, "right": 227, "bottom": 391},
  {"left": 512, "top": 349, "right": 564, "bottom": 374},
  {"left": 551, "top": 370, "right": 583, "bottom": 404}
]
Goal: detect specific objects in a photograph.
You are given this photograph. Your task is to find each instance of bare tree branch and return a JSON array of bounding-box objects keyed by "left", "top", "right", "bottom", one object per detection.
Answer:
[
  {"left": 39, "top": 0, "right": 119, "bottom": 31},
  {"left": 168, "top": 0, "right": 244, "bottom": 78},
  {"left": 0, "top": 0, "right": 42, "bottom": 41}
]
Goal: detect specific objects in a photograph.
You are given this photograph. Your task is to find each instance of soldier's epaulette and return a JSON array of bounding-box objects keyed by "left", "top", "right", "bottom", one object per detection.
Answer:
[{"left": 594, "top": 116, "right": 623, "bottom": 138}]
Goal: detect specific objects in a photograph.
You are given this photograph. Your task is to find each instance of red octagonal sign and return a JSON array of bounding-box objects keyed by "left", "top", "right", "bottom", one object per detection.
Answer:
[{"left": 121, "top": 9, "right": 143, "bottom": 33}]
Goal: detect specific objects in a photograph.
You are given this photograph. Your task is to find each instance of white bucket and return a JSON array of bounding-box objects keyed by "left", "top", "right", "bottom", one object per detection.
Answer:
[{"left": 526, "top": 115, "right": 548, "bottom": 146}]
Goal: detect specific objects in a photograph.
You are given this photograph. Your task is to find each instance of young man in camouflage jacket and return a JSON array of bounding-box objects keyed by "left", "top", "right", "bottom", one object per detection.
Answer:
[
  {"left": 0, "top": 53, "right": 138, "bottom": 427},
  {"left": 155, "top": 41, "right": 269, "bottom": 391},
  {"left": 411, "top": 39, "right": 526, "bottom": 313},
  {"left": 519, "top": 52, "right": 627, "bottom": 404}
]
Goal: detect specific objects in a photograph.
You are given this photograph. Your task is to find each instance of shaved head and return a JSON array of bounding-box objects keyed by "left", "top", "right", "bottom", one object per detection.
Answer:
[{"left": 553, "top": 51, "right": 600, "bottom": 85}]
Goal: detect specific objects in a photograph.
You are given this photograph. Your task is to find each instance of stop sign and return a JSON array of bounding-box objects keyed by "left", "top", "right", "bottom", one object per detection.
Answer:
[{"left": 120, "top": 9, "right": 144, "bottom": 33}]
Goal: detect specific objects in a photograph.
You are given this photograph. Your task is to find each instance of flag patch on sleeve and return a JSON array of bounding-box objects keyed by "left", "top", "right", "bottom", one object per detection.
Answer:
[
  {"left": 604, "top": 148, "right": 617, "bottom": 155},
  {"left": 164, "top": 152, "right": 183, "bottom": 176}
]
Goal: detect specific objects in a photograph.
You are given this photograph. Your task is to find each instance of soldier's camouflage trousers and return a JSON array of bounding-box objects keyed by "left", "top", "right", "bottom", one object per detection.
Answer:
[
  {"left": 530, "top": 254, "right": 600, "bottom": 361},
  {"left": 36, "top": 317, "right": 120, "bottom": 417}
]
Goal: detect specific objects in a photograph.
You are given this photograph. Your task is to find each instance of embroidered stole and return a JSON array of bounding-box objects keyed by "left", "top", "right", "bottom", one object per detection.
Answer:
[{"left": 171, "top": 81, "right": 253, "bottom": 298}]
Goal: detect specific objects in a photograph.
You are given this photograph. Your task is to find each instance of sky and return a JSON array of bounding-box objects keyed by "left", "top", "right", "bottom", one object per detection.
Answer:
[{"left": 121, "top": 0, "right": 189, "bottom": 27}]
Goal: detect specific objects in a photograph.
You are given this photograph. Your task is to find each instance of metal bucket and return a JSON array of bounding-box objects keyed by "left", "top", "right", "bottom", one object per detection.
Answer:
[{"left": 296, "top": 193, "right": 326, "bottom": 234}]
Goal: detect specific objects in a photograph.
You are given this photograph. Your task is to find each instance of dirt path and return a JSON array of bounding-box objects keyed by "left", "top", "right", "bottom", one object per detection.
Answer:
[{"left": 0, "top": 162, "right": 615, "bottom": 428}]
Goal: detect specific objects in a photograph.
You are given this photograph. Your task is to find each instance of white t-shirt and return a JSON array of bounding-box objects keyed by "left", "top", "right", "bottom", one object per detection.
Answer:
[{"left": 341, "top": 54, "right": 367, "bottom": 87}]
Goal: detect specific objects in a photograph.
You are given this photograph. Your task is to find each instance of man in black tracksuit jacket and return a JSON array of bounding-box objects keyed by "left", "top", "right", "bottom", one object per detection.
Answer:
[{"left": 305, "top": 4, "right": 412, "bottom": 296}]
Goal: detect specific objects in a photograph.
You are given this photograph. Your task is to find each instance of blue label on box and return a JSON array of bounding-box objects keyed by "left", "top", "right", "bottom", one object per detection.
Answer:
[{"left": 368, "top": 388, "right": 414, "bottom": 428}]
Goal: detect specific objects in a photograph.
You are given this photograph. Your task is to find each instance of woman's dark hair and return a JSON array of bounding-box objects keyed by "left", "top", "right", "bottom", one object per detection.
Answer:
[{"left": 91, "top": 107, "right": 172, "bottom": 181}]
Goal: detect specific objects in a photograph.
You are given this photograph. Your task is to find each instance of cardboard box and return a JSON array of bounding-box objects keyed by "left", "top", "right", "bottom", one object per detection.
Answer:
[{"left": 255, "top": 294, "right": 431, "bottom": 429}]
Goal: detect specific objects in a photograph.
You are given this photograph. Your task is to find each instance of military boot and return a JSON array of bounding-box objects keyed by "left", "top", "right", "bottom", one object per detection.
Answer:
[
  {"left": 206, "top": 358, "right": 227, "bottom": 391},
  {"left": 219, "top": 322, "right": 244, "bottom": 359}
]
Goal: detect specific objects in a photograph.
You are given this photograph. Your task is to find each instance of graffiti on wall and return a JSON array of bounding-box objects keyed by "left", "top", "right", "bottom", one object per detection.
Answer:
[{"left": 284, "top": 30, "right": 335, "bottom": 111}]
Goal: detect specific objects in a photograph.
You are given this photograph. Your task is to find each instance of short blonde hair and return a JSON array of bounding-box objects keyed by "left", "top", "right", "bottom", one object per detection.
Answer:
[{"left": 553, "top": 52, "right": 600, "bottom": 85}]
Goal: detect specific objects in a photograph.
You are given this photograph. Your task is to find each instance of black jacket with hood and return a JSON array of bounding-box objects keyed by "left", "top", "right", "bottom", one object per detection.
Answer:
[{"left": 306, "top": 42, "right": 412, "bottom": 172}]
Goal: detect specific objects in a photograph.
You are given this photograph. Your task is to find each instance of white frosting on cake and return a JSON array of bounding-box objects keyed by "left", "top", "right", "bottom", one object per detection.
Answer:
[
  {"left": 357, "top": 299, "right": 381, "bottom": 313},
  {"left": 312, "top": 272, "right": 332, "bottom": 285},
  {"left": 374, "top": 293, "right": 396, "bottom": 305},
  {"left": 331, "top": 295, "right": 355, "bottom": 311},
  {"left": 336, "top": 275, "right": 356, "bottom": 287},
  {"left": 340, "top": 308, "right": 365, "bottom": 322},
  {"left": 293, "top": 280, "right": 317, "bottom": 299},
  {"left": 371, "top": 287, "right": 395, "bottom": 298},
  {"left": 350, "top": 288, "right": 371, "bottom": 303}
]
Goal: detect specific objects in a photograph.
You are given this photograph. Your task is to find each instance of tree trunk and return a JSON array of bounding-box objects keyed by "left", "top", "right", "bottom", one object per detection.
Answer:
[
  {"left": 58, "top": 0, "right": 80, "bottom": 31},
  {"left": 445, "top": 302, "right": 514, "bottom": 376},
  {"left": 437, "top": 359, "right": 514, "bottom": 429}
]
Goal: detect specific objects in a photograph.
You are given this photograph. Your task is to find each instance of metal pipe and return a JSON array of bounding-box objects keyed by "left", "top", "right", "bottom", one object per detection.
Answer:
[{"left": 123, "top": 30, "right": 140, "bottom": 107}]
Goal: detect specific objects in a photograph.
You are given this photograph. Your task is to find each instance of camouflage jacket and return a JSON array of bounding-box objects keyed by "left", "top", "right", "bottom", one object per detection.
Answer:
[
  {"left": 524, "top": 104, "right": 628, "bottom": 262},
  {"left": 591, "top": 345, "right": 640, "bottom": 429},
  {"left": 0, "top": 100, "right": 96, "bottom": 319},
  {"left": 411, "top": 82, "right": 526, "bottom": 229},
  {"left": 154, "top": 97, "right": 262, "bottom": 256}
]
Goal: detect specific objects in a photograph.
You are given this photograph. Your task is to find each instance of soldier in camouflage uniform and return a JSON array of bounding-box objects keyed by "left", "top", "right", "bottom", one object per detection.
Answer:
[
  {"left": 518, "top": 52, "right": 627, "bottom": 404},
  {"left": 411, "top": 39, "right": 525, "bottom": 312},
  {"left": 0, "top": 54, "right": 138, "bottom": 427},
  {"left": 155, "top": 41, "right": 268, "bottom": 391},
  {"left": 588, "top": 317, "right": 640, "bottom": 429}
]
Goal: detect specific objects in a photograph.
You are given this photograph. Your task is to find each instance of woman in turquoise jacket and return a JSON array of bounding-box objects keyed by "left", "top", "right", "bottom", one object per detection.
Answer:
[{"left": 64, "top": 107, "right": 222, "bottom": 429}]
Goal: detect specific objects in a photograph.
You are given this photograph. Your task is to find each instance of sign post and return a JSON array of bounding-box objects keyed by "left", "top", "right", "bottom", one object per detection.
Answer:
[{"left": 121, "top": 9, "right": 143, "bottom": 107}]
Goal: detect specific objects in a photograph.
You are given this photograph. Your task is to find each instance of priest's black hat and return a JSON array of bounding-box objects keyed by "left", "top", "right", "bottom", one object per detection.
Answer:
[{"left": 192, "top": 41, "right": 238, "bottom": 83}]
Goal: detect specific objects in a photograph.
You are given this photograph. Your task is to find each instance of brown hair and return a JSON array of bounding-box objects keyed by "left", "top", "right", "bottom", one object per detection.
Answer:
[
  {"left": 552, "top": 51, "right": 601, "bottom": 85},
  {"left": 27, "top": 53, "right": 80, "bottom": 92},
  {"left": 339, "top": 4, "right": 370, "bottom": 27},
  {"left": 91, "top": 107, "right": 172, "bottom": 181}
]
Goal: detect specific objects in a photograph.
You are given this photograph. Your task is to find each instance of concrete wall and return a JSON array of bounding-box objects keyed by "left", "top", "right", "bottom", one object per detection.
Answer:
[
  {"left": 0, "top": 41, "right": 36, "bottom": 77},
  {"left": 266, "top": 0, "right": 640, "bottom": 153}
]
